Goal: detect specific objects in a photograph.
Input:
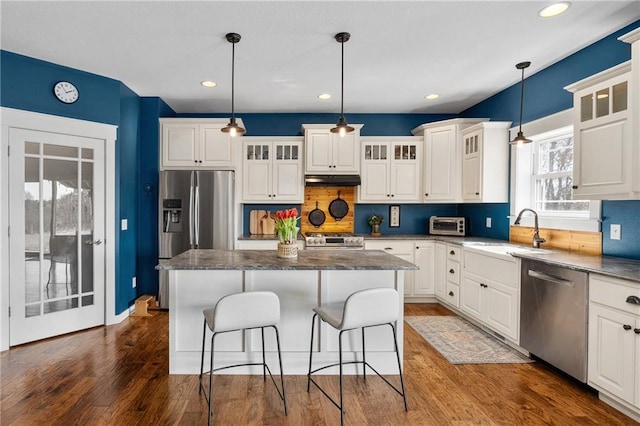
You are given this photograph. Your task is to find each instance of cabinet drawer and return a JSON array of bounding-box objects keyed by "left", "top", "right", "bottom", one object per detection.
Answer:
[
  {"left": 446, "top": 245, "right": 461, "bottom": 262},
  {"left": 365, "top": 240, "right": 414, "bottom": 255},
  {"left": 446, "top": 260, "right": 460, "bottom": 285},
  {"left": 445, "top": 282, "right": 460, "bottom": 308},
  {"left": 463, "top": 250, "right": 519, "bottom": 288},
  {"left": 590, "top": 274, "right": 640, "bottom": 316}
]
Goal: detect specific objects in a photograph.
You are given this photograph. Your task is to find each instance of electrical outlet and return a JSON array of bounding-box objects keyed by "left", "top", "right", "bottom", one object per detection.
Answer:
[
  {"left": 610, "top": 224, "right": 621, "bottom": 240},
  {"left": 132, "top": 277, "right": 137, "bottom": 288},
  {"left": 486, "top": 217, "right": 492, "bottom": 228}
]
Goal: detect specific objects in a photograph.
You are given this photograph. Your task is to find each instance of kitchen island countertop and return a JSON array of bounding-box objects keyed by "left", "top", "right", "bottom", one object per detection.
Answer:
[{"left": 157, "top": 248, "right": 418, "bottom": 271}]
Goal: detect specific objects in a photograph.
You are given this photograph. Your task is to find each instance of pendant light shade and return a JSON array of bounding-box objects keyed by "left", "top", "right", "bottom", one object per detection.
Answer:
[
  {"left": 511, "top": 61, "right": 532, "bottom": 147},
  {"left": 330, "top": 32, "right": 355, "bottom": 137},
  {"left": 221, "top": 32, "right": 245, "bottom": 137}
]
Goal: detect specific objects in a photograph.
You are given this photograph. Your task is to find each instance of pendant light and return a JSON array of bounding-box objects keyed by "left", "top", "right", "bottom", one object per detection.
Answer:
[
  {"left": 221, "top": 32, "right": 245, "bottom": 137},
  {"left": 330, "top": 32, "right": 355, "bottom": 137},
  {"left": 511, "top": 61, "right": 532, "bottom": 147}
]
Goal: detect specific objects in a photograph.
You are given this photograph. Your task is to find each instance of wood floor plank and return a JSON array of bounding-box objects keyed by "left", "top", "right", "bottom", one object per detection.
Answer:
[{"left": 1, "top": 303, "right": 637, "bottom": 425}]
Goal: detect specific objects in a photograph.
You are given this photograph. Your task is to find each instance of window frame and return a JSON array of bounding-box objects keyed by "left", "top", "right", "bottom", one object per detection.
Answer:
[{"left": 510, "top": 109, "right": 601, "bottom": 232}]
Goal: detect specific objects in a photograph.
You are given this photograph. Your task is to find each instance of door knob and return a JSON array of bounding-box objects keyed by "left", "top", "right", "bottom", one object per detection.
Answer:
[{"left": 86, "top": 239, "right": 103, "bottom": 245}]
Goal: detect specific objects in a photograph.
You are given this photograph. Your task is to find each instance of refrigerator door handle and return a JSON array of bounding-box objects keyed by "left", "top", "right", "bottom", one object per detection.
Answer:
[
  {"left": 189, "top": 171, "right": 195, "bottom": 247},
  {"left": 195, "top": 173, "right": 200, "bottom": 247}
]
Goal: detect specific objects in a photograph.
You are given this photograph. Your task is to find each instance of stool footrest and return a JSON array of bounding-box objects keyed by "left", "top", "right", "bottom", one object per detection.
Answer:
[{"left": 131, "top": 294, "right": 158, "bottom": 317}]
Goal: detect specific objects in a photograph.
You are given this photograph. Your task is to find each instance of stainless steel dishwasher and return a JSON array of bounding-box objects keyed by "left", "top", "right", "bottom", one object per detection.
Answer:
[{"left": 520, "top": 259, "right": 588, "bottom": 382}]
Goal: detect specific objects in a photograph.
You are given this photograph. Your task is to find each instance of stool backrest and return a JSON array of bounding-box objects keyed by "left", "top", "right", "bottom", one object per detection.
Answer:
[
  {"left": 341, "top": 288, "right": 399, "bottom": 330},
  {"left": 213, "top": 291, "right": 280, "bottom": 332}
]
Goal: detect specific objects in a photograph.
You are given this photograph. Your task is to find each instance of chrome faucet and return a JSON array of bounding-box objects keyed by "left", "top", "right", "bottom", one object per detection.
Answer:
[{"left": 514, "top": 208, "right": 546, "bottom": 248}]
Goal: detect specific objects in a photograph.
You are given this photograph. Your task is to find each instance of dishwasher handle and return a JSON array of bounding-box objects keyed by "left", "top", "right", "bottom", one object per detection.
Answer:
[{"left": 527, "top": 269, "right": 574, "bottom": 287}]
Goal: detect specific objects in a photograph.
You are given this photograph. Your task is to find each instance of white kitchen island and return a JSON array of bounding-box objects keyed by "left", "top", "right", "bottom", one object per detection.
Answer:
[{"left": 156, "top": 249, "right": 417, "bottom": 375}]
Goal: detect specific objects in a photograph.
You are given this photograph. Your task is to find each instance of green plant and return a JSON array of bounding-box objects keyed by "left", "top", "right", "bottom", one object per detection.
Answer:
[{"left": 368, "top": 214, "right": 384, "bottom": 227}]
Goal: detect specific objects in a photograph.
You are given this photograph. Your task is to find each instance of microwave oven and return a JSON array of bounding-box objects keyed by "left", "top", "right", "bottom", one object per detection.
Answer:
[{"left": 429, "top": 216, "right": 465, "bottom": 236}]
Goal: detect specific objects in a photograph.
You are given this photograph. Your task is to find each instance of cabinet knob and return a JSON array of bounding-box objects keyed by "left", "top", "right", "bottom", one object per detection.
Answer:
[
  {"left": 448, "top": 291, "right": 454, "bottom": 297},
  {"left": 387, "top": 194, "right": 391, "bottom": 197},
  {"left": 199, "top": 160, "right": 203, "bottom": 163},
  {"left": 475, "top": 192, "right": 480, "bottom": 195},
  {"left": 384, "top": 247, "right": 393, "bottom": 251},
  {"left": 449, "top": 269, "right": 455, "bottom": 274},
  {"left": 425, "top": 193, "right": 429, "bottom": 197},
  {"left": 635, "top": 329, "right": 640, "bottom": 334},
  {"left": 480, "top": 283, "right": 488, "bottom": 288},
  {"left": 623, "top": 324, "right": 632, "bottom": 330},
  {"left": 572, "top": 185, "right": 578, "bottom": 189},
  {"left": 449, "top": 250, "right": 455, "bottom": 255}
]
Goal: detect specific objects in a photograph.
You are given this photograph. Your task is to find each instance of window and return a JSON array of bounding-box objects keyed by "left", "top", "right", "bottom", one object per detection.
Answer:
[
  {"left": 532, "top": 130, "right": 589, "bottom": 215},
  {"left": 511, "top": 110, "right": 600, "bottom": 232}
]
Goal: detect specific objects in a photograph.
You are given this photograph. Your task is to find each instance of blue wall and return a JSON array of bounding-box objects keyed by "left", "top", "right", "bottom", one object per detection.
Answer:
[
  {"left": 137, "top": 98, "right": 175, "bottom": 297},
  {"left": 459, "top": 20, "right": 640, "bottom": 255},
  {"left": 1, "top": 50, "right": 140, "bottom": 314},
  {"left": 178, "top": 112, "right": 457, "bottom": 137}
]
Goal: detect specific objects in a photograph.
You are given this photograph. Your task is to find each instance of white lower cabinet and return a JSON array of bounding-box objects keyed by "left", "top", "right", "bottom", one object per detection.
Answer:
[
  {"left": 365, "top": 240, "right": 417, "bottom": 298},
  {"left": 436, "top": 244, "right": 462, "bottom": 308},
  {"left": 588, "top": 274, "right": 640, "bottom": 417},
  {"left": 460, "top": 248, "right": 520, "bottom": 342},
  {"left": 413, "top": 242, "right": 435, "bottom": 296}
]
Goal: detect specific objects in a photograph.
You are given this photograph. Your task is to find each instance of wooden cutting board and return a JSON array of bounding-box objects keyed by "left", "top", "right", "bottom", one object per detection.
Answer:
[
  {"left": 261, "top": 211, "right": 277, "bottom": 235},
  {"left": 249, "top": 209, "right": 266, "bottom": 234}
]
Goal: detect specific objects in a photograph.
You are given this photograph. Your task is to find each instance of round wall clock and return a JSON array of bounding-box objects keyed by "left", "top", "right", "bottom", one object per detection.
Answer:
[{"left": 53, "top": 81, "right": 79, "bottom": 104}]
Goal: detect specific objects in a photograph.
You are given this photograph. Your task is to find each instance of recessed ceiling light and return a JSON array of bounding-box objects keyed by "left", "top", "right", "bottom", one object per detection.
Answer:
[
  {"left": 538, "top": 2, "right": 571, "bottom": 18},
  {"left": 201, "top": 80, "right": 217, "bottom": 88},
  {"left": 424, "top": 94, "right": 439, "bottom": 100},
  {"left": 318, "top": 93, "right": 331, "bottom": 100}
]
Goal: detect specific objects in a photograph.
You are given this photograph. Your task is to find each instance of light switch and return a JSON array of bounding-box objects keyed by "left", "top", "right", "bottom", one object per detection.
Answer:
[
  {"left": 610, "top": 224, "right": 621, "bottom": 240},
  {"left": 485, "top": 217, "right": 492, "bottom": 228},
  {"left": 121, "top": 219, "right": 128, "bottom": 231}
]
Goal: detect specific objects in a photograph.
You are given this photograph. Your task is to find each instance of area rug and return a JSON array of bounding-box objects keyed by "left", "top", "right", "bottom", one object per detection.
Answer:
[{"left": 405, "top": 316, "right": 533, "bottom": 364}]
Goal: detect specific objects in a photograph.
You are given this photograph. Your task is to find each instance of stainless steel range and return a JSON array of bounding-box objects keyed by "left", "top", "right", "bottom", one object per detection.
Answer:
[{"left": 304, "top": 233, "right": 364, "bottom": 249}]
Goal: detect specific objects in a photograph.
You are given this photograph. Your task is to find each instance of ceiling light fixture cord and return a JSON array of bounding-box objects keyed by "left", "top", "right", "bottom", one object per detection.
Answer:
[
  {"left": 331, "top": 32, "right": 354, "bottom": 136},
  {"left": 511, "top": 61, "right": 532, "bottom": 146},
  {"left": 221, "top": 32, "right": 245, "bottom": 136}
]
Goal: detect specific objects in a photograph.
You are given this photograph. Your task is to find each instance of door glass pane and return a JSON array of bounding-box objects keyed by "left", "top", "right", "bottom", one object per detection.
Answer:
[
  {"left": 380, "top": 145, "right": 387, "bottom": 160},
  {"left": 580, "top": 94, "right": 593, "bottom": 122},
  {"left": 395, "top": 145, "right": 401, "bottom": 160},
  {"left": 25, "top": 142, "right": 39, "bottom": 155},
  {"left": 373, "top": 145, "right": 379, "bottom": 159},
  {"left": 24, "top": 157, "right": 41, "bottom": 305},
  {"left": 81, "top": 160, "right": 94, "bottom": 298},
  {"left": 291, "top": 145, "right": 298, "bottom": 160},
  {"left": 596, "top": 88, "right": 609, "bottom": 118},
  {"left": 612, "top": 82, "right": 627, "bottom": 114},
  {"left": 276, "top": 145, "right": 283, "bottom": 160},
  {"left": 81, "top": 148, "right": 93, "bottom": 159},
  {"left": 44, "top": 158, "right": 79, "bottom": 302},
  {"left": 43, "top": 144, "right": 78, "bottom": 158},
  {"left": 262, "top": 145, "right": 269, "bottom": 160},
  {"left": 284, "top": 145, "right": 290, "bottom": 160}
]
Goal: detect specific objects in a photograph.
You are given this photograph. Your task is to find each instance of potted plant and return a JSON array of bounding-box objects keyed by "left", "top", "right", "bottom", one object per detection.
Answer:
[
  {"left": 274, "top": 208, "right": 300, "bottom": 258},
  {"left": 368, "top": 214, "right": 384, "bottom": 236}
]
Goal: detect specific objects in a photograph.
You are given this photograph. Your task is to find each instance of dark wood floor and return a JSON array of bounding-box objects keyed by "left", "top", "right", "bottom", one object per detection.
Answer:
[{"left": 1, "top": 303, "right": 637, "bottom": 425}]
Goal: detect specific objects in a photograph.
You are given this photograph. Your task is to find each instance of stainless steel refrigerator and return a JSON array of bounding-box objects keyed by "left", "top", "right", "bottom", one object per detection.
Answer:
[{"left": 158, "top": 170, "right": 235, "bottom": 309}]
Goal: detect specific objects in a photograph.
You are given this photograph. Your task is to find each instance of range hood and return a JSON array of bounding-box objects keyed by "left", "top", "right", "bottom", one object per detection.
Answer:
[{"left": 305, "top": 174, "right": 361, "bottom": 187}]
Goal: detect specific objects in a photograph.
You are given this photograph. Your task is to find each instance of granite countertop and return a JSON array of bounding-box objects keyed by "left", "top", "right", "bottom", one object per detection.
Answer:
[
  {"left": 510, "top": 250, "right": 640, "bottom": 283},
  {"left": 156, "top": 249, "right": 418, "bottom": 271}
]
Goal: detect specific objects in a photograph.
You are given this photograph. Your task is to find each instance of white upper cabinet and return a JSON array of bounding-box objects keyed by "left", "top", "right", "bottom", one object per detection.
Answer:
[
  {"left": 358, "top": 137, "right": 422, "bottom": 203},
  {"left": 242, "top": 137, "right": 303, "bottom": 203},
  {"left": 460, "top": 121, "right": 511, "bottom": 202},
  {"left": 160, "top": 118, "right": 240, "bottom": 169},
  {"left": 302, "top": 124, "right": 363, "bottom": 174},
  {"left": 412, "top": 118, "right": 485, "bottom": 203},
  {"left": 564, "top": 28, "right": 639, "bottom": 200}
]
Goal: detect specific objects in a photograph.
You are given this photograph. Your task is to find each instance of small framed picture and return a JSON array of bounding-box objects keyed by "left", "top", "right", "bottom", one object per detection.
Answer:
[{"left": 389, "top": 205, "right": 400, "bottom": 228}]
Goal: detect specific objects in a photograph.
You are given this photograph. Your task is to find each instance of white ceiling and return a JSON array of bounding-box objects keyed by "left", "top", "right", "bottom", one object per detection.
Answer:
[{"left": 1, "top": 1, "right": 639, "bottom": 114}]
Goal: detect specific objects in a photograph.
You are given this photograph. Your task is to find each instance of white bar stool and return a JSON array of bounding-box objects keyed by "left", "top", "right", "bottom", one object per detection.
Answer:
[
  {"left": 306, "top": 288, "right": 408, "bottom": 425},
  {"left": 199, "top": 291, "right": 287, "bottom": 425}
]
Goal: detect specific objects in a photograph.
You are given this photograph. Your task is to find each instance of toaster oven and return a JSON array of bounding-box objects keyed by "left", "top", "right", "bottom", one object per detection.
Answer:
[{"left": 429, "top": 216, "right": 465, "bottom": 236}]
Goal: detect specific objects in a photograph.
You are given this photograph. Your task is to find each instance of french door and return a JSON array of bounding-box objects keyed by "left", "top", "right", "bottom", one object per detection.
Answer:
[{"left": 9, "top": 128, "right": 105, "bottom": 346}]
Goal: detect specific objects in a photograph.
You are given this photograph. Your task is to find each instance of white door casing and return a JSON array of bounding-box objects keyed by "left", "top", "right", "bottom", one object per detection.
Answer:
[{"left": 0, "top": 108, "right": 118, "bottom": 351}]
